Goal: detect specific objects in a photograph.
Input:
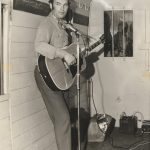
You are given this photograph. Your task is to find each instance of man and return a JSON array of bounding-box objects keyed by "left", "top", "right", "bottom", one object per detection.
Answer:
[
  {"left": 114, "top": 22, "right": 128, "bottom": 57},
  {"left": 114, "top": 22, "right": 124, "bottom": 57},
  {"left": 34, "top": 0, "right": 90, "bottom": 150}
]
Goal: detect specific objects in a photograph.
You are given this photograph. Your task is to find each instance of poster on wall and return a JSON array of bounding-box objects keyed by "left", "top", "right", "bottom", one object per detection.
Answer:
[
  {"left": 13, "top": 0, "right": 50, "bottom": 16},
  {"left": 71, "top": 0, "right": 92, "bottom": 35},
  {"left": 13, "top": 0, "right": 91, "bottom": 35},
  {"left": 13, "top": 0, "right": 92, "bottom": 45},
  {"left": 104, "top": 10, "right": 133, "bottom": 57}
]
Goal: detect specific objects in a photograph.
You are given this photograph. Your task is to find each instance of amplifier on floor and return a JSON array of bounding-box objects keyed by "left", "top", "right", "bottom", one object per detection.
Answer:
[{"left": 119, "top": 113, "right": 137, "bottom": 134}]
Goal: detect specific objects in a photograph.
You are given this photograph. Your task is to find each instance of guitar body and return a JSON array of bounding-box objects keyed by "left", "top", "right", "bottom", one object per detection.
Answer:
[
  {"left": 38, "top": 43, "right": 85, "bottom": 91},
  {"left": 38, "top": 34, "right": 104, "bottom": 91}
]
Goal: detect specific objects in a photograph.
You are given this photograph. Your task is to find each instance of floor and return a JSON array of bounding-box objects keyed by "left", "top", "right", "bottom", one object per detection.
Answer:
[{"left": 87, "top": 128, "right": 150, "bottom": 150}]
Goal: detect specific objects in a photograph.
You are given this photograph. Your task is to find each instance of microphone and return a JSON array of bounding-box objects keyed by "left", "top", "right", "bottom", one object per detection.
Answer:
[{"left": 61, "top": 23, "right": 81, "bottom": 35}]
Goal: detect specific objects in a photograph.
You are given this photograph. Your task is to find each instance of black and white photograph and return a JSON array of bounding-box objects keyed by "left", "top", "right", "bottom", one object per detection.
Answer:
[
  {"left": 0, "top": 0, "right": 150, "bottom": 150},
  {"left": 104, "top": 10, "right": 133, "bottom": 57}
]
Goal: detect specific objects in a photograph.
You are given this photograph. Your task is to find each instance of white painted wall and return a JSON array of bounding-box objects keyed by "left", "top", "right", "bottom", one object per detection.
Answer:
[
  {"left": 88, "top": 0, "right": 150, "bottom": 127},
  {"left": 0, "top": 96, "right": 11, "bottom": 150},
  {"left": 9, "top": 10, "right": 57, "bottom": 150},
  {"left": 0, "top": 0, "right": 12, "bottom": 149}
]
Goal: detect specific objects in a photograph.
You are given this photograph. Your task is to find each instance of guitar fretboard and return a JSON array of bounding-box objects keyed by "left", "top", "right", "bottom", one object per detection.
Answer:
[
  {"left": 88, "top": 40, "right": 102, "bottom": 52},
  {"left": 81, "top": 39, "right": 102, "bottom": 55}
]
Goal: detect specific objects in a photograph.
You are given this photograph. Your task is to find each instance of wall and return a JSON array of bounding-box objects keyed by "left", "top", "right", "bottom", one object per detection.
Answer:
[
  {"left": 88, "top": 0, "right": 150, "bottom": 127},
  {"left": 0, "top": 95, "right": 11, "bottom": 150},
  {"left": 0, "top": 0, "right": 12, "bottom": 149},
  {"left": 9, "top": 8, "right": 57, "bottom": 150}
]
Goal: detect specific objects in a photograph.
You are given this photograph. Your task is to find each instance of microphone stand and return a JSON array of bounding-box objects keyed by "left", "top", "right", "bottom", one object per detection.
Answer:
[{"left": 76, "top": 32, "right": 81, "bottom": 150}]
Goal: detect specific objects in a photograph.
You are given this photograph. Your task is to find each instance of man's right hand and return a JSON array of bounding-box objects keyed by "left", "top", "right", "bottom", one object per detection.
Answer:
[
  {"left": 63, "top": 53, "right": 76, "bottom": 66},
  {"left": 56, "top": 49, "right": 76, "bottom": 66}
]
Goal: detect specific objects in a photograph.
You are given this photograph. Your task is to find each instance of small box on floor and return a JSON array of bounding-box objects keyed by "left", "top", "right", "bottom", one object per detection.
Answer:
[
  {"left": 142, "top": 120, "right": 150, "bottom": 134},
  {"left": 119, "top": 115, "right": 137, "bottom": 134}
]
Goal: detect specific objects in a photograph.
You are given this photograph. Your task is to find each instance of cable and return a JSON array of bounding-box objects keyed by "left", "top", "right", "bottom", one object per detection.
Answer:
[
  {"left": 109, "top": 136, "right": 129, "bottom": 149},
  {"left": 129, "top": 141, "right": 150, "bottom": 150},
  {"left": 109, "top": 135, "right": 145, "bottom": 150},
  {"left": 132, "top": 111, "right": 144, "bottom": 125},
  {"left": 90, "top": 78, "right": 98, "bottom": 115}
]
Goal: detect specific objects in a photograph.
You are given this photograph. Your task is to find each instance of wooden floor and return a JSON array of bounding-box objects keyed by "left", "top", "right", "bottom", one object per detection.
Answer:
[{"left": 87, "top": 128, "right": 150, "bottom": 150}]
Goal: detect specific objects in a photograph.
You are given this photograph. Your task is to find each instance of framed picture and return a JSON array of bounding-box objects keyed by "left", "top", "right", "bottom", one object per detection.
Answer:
[
  {"left": 104, "top": 10, "right": 133, "bottom": 57},
  {"left": 13, "top": 0, "right": 50, "bottom": 16}
]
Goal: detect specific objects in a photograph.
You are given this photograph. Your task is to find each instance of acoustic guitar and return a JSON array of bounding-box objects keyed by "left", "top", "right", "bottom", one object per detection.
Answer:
[{"left": 38, "top": 34, "right": 104, "bottom": 91}]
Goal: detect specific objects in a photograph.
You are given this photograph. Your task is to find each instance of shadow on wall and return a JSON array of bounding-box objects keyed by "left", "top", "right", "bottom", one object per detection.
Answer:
[{"left": 82, "top": 47, "right": 104, "bottom": 79}]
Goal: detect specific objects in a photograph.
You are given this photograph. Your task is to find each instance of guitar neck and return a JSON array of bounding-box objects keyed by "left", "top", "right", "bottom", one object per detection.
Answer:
[{"left": 81, "top": 39, "right": 102, "bottom": 55}]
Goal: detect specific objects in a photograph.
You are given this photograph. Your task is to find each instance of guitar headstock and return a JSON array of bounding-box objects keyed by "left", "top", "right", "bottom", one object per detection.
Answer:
[{"left": 99, "top": 34, "right": 105, "bottom": 44}]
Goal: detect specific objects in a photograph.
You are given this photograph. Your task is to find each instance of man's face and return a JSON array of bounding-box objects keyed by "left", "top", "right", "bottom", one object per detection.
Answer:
[{"left": 52, "top": 0, "right": 69, "bottom": 19}]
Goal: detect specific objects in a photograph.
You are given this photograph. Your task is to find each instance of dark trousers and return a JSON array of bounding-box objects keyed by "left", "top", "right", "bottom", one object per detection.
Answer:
[{"left": 34, "top": 66, "right": 90, "bottom": 150}]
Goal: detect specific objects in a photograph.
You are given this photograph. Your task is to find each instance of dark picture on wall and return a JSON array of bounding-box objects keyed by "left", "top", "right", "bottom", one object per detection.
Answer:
[
  {"left": 104, "top": 10, "right": 133, "bottom": 57},
  {"left": 13, "top": 0, "right": 51, "bottom": 16}
]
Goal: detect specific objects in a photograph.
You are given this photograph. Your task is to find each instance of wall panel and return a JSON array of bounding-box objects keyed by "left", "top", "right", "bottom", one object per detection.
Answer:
[
  {"left": 10, "top": 9, "right": 57, "bottom": 150},
  {"left": 10, "top": 72, "right": 35, "bottom": 90},
  {"left": 0, "top": 101, "right": 9, "bottom": 119},
  {"left": 11, "top": 26, "right": 36, "bottom": 43},
  {"left": 10, "top": 84, "right": 41, "bottom": 106},
  {"left": 11, "top": 57, "right": 36, "bottom": 74},
  {"left": 13, "top": 120, "right": 52, "bottom": 150},
  {"left": 11, "top": 97, "right": 45, "bottom": 122},
  {"left": 12, "top": 10, "right": 44, "bottom": 28},
  {"left": 11, "top": 43, "right": 35, "bottom": 58},
  {"left": 0, "top": 118, "right": 11, "bottom": 141},
  {"left": 12, "top": 110, "right": 49, "bottom": 138}
]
